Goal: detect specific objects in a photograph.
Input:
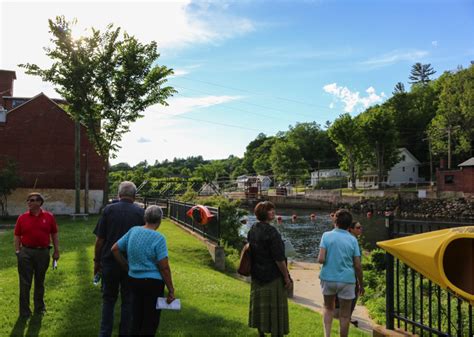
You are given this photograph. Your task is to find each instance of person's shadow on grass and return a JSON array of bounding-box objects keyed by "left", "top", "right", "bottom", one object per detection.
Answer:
[
  {"left": 25, "top": 314, "right": 43, "bottom": 337},
  {"left": 9, "top": 317, "right": 27, "bottom": 337},
  {"left": 9, "top": 314, "right": 43, "bottom": 337}
]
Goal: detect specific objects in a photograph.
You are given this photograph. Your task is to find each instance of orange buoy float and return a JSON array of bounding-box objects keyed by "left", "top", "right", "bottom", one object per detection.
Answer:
[
  {"left": 291, "top": 214, "right": 297, "bottom": 222},
  {"left": 186, "top": 205, "right": 215, "bottom": 225},
  {"left": 367, "top": 211, "right": 373, "bottom": 219},
  {"left": 277, "top": 215, "right": 283, "bottom": 224}
]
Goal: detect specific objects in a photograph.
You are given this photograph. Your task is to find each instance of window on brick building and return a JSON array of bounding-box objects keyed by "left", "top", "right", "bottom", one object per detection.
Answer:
[{"left": 444, "top": 175, "right": 454, "bottom": 184}]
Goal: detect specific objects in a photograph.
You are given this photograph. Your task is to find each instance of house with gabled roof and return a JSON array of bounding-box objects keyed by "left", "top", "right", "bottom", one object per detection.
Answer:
[
  {"left": 0, "top": 69, "right": 106, "bottom": 215},
  {"left": 348, "top": 148, "right": 422, "bottom": 189}
]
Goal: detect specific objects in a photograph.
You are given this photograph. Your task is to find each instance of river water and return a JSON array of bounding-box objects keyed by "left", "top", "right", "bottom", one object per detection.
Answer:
[{"left": 240, "top": 208, "right": 388, "bottom": 262}]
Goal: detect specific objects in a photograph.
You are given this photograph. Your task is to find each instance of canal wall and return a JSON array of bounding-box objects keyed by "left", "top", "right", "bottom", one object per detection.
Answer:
[
  {"left": 345, "top": 196, "right": 474, "bottom": 221},
  {"left": 259, "top": 194, "right": 474, "bottom": 221}
]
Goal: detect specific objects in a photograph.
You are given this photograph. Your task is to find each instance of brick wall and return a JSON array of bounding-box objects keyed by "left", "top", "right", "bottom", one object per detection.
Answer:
[
  {"left": 0, "top": 93, "right": 106, "bottom": 190},
  {"left": 436, "top": 167, "right": 474, "bottom": 193}
]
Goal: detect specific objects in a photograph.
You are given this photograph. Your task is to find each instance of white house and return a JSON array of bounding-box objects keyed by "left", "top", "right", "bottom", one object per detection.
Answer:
[
  {"left": 236, "top": 175, "right": 272, "bottom": 191},
  {"left": 349, "top": 148, "right": 422, "bottom": 189},
  {"left": 310, "top": 169, "right": 347, "bottom": 186}
]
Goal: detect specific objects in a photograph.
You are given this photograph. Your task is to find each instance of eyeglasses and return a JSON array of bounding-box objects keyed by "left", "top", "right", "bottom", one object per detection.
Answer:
[{"left": 27, "top": 198, "right": 41, "bottom": 202}]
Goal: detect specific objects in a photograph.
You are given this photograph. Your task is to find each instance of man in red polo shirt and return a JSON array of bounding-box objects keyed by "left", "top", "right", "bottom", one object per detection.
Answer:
[{"left": 14, "top": 192, "right": 60, "bottom": 318}]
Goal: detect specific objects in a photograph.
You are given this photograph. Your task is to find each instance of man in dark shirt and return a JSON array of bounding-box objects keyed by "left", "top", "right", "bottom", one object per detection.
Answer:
[{"left": 94, "top": 181, "right": 145, "bottom": 337}]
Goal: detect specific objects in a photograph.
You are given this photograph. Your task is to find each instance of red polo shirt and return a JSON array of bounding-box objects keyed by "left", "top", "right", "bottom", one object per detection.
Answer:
[{"left": 14, "top": 209, "right": 58, "bottom": 247}]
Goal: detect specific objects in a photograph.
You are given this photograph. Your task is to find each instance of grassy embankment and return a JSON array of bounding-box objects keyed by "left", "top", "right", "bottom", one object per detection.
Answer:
[{"left": 0, "top": 216, "right": 369, "bottom": 336}]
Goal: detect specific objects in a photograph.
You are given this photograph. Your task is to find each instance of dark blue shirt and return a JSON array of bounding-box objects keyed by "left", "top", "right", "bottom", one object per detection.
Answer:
[{"left": 95, "top": 199, "right": 145, "bottom": 263}]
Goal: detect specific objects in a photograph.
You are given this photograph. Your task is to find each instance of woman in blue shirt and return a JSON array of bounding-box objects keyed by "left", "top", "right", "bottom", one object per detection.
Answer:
[{"left": 112, "top": 205, "right": 175, "bottom": 336}]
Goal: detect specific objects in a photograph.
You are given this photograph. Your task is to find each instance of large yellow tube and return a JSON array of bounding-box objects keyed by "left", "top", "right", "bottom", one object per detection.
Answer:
[{"left": 377, "top": 226, "right": 474, "bottom": 305}]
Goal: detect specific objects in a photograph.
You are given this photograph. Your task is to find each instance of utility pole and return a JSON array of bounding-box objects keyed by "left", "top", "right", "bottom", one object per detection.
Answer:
[
  {"left": 447, "top": 126, "right": 452, "bottom": 169},
  {"left": 422, "top": 135, "right": 434, "bottom": 185}
]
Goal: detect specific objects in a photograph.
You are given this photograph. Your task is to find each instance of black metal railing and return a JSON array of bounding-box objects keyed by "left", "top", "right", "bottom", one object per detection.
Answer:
[
  {"left": 385, "top": 217, "right": 474, "bottom": 336},
  {"left": 168, "top": 200, "right": 220, "bottom": 244},
  {"left": 133, "top": 197, "right": 170, "bottom": 216}
]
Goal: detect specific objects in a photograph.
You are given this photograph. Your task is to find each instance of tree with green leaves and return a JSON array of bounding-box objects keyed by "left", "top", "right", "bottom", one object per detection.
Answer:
[
  {"left": 286, "top": 122, "right": 339, "bottom": 170},
  {"left": 270, "top": 139, "right": 308, "bottom": 184},
  {"left": 238, "top": 133, "right": 272, "bottom": 174},
  {"left": 428, "top": 65, "right": 474, "bottom": 165},
  {"left": 20, "top": 16, "right": 176, "bottom": 208},
  {"left": 328, "top": 114, "right": 366, "bottom": 190},
  {"left": 392, "top": 82, "right": 406, "bottom": 95},
  {"left": 0, "top": 157, "right": 21, "bottom": 216},
  {"left": 409, "top": 63, "right": 436, "bottom": 85},
  {"left": 193, "top": 161, "right": 226, "bottom": 183},
  {"left": 357, "top": 105, "right": 399, "bottom": 188}
]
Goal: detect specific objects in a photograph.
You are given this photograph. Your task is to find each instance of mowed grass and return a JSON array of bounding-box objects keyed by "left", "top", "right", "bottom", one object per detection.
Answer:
[{"left": 0, "top": 217, "right": 369, "bottom": 336}]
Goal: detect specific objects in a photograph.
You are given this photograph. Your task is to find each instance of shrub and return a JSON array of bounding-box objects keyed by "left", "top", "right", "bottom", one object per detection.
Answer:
[{"left": 315, "top": 177, "right": 347, "bottom": 189}]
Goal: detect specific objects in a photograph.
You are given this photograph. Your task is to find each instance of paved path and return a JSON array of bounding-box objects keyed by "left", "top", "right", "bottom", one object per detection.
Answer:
[{"left": 289, "top": 260, "right": 375, "bottom": 334}]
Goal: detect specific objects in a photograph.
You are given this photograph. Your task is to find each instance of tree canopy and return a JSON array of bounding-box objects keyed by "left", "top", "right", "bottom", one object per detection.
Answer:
[{"left": 20, "top": 16, "right": 176, "bottom": 205}]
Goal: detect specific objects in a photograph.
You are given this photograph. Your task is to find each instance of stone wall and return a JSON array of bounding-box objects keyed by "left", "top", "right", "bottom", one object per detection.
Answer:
[{"left": 345, "top": 196, "right": 474, "bottom": 221}]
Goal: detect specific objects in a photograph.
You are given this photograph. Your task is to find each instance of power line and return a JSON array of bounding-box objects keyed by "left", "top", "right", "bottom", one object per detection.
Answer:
[
  {"left": 148, "top": 108, "right": 273, "bottom": 133},
  {"left": 173, "top": 90, "right": 298, "bottom": 123},
  {"left": 174, "top": 85, "right": 323, "bottom": 119},
  {"left": 174, "top": 76, "right": 333, "bottom": 110}
]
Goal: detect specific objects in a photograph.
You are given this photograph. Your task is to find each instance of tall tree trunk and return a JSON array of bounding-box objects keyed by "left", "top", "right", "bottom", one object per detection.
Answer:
[
  {"left": 75, "top": 120, "right": 81, "bottom": 213},
  {"left": 102, "top": 157, "right": 110, "bottom": 208},
  {"left": 349, "top": 153, "right": 356, "bottom": 190},
  {"left": 84, "top": 150, "right": 89, "bottom": 214}
]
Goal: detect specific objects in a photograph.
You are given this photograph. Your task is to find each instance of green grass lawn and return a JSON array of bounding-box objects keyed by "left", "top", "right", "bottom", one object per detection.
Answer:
[{"left": 0, "top": 216, "right": 368, "bottom": 336}]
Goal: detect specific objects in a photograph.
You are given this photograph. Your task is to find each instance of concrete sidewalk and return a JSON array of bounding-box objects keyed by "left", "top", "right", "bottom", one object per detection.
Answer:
[{"left": 289, "top": 260, "right": 375, "bottom": 334}]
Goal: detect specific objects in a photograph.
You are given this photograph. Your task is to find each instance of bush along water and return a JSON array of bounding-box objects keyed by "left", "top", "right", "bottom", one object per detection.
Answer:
[{"left": 360, "top": 249, "right": 387, "bottom": 324}]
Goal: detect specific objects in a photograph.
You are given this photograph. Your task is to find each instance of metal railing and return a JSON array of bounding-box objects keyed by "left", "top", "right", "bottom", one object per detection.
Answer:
[
  {"left": 385, "top": 217, "right": 474, "bottom": 336},
  {"left": 167, "top": 200, "right": 220, "bottom": 244},
  {"left": 132, "top": 197, "right": 169, "bottom": 216}
]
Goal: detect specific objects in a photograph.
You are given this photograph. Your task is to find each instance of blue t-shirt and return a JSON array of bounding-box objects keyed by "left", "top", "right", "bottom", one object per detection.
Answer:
[
  {"left": 117, "top": 226, "right": 168, "bottom": 280},
  {"left": 319, "top": 228, "right": 360, "bottom": 284}
]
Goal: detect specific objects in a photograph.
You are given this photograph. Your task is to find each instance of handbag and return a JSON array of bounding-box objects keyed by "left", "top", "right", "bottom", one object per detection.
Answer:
[{"left": 237, "top": 243, "right": 251, "bottom": 276}]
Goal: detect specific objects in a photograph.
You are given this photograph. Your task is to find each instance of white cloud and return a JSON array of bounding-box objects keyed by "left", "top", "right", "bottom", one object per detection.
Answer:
[
  {"left": 432, "top": 40, "right": 438, "bottom": 47},
  {"left": 329, "top": 102, "right": 334, "bottom": 109},
  {"left": 0, "top": 1, "right": 255, "bottom": 82},
  {"left": 361, "top": 50, "right": 429, "bottom": 68},
  {"left": 171, "top": 69, "right": 190, "bottom": 77},
  {"left": 137, "top": 137, "right": 151, "bottom": 143},
  {"left": 323, "top": 83, "right": 385, "bottom": 113},
  {"left": 159, "top": 95, "right": 243, "bottom": 117}
]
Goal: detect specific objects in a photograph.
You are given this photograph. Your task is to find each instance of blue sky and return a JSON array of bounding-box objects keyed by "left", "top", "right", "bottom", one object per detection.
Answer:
[{"left": 1, "top": 0, "right": 473, "bottom": 165}]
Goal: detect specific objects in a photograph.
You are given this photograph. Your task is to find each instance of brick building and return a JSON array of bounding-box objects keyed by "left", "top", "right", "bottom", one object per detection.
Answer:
[
  {"left": 436, "top": 157, "right": 474, "bottom": 196},
  {"left": 0, "top": 69, "right": 106, "bottom": 215}
]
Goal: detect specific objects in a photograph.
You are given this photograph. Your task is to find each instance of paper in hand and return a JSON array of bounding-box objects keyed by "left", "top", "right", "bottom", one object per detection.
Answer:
[{"left": 156, "top": 297, "right": 181, "bottom": 310}]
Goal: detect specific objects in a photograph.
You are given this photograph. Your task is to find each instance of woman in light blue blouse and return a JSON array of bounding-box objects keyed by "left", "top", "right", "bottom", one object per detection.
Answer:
[{"left": 111, "top": 205, "right": 175, "bottom": 336}]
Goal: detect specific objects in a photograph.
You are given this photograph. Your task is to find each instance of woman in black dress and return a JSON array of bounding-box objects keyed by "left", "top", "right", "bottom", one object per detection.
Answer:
[{"left": 248, "top": 201, "right": 292, "bottom": 337}]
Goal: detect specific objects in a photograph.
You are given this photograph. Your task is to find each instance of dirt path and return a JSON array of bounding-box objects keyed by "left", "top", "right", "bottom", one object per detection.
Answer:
[{"left": 289, "top": 260, "right": 375, "bottom": 333}]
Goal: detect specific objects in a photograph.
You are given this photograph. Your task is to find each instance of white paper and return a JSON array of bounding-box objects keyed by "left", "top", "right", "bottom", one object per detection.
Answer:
[{"left": 156, "top": 297, "right": 181, "bottom": 310}]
